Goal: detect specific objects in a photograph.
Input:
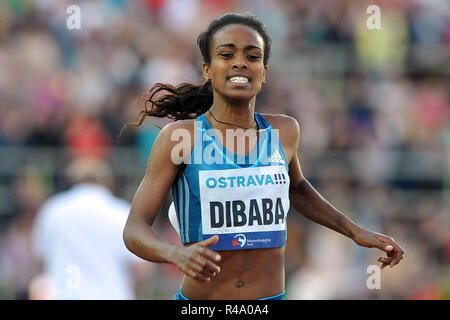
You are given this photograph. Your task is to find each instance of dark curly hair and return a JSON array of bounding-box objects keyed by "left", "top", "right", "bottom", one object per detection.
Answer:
[{"left": 121, "top": 12, "right": 272, "bottom": 134}]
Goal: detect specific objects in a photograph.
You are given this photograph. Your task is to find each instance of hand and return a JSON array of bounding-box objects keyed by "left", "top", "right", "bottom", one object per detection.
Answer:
[
  {"left": 172, "top": 235, "right": 222, "bottom": 282},
  {"left": 352, "top": 229, "right": 405, "bottom": 269}
]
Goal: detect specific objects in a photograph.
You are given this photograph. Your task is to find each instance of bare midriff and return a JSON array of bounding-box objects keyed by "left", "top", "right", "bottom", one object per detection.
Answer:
[{"left": 180, "top": 246, "right": 285, "bottom": 300}]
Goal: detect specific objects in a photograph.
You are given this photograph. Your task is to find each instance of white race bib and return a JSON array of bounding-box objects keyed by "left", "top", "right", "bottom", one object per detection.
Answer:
[{"left": 199, "top": 166, "right": 290, "bottom": 250}]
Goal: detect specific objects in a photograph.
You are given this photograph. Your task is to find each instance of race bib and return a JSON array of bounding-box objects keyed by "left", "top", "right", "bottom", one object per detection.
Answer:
[{"left": 199, "top": 166, "right": 290, "bottom": 250}]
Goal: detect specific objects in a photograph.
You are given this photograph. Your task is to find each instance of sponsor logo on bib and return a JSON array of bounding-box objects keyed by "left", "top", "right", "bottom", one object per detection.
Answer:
[{"left": 232, "top": 234, "right": 246, "bottom": 247}]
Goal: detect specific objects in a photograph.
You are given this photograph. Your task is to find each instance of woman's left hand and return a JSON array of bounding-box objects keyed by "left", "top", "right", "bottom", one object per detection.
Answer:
[{"left": 352, "top": 229, "right": 405, "bottom": 269}]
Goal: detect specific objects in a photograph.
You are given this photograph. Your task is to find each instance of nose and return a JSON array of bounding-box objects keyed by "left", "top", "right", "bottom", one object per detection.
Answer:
[{"left": 232, "top": 55, "right": 248, "bottom": 69}]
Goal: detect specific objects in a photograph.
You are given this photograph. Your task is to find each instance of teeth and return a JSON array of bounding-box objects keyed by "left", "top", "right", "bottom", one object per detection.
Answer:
[{"left": 229, "top": 76, "right": 249, "bottom": 83}]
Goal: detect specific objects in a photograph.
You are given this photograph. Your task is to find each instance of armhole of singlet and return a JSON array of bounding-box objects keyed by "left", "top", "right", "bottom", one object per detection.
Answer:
[
  {"left": 173, "top": 118, "right": 200, "bottom": 183},
  {"left": 256, "top": 113, "right": 290, "bottom": 172},
  {"left": 274, "top": 129, "right": 290, "bottom": 173}
]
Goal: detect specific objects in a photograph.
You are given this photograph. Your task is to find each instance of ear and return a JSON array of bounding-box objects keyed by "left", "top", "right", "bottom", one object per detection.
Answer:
[
  {"left": 262, "top": 65, "right": 268, "bottom": 84},
  {"left": 202, "top": 62, "right": 210, "bottom": 81}
]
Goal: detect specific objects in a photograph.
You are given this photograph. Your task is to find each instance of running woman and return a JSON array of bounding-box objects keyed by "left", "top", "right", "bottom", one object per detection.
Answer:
[{"left": 122, "top": 12, "right": 404, "bottom": 300}]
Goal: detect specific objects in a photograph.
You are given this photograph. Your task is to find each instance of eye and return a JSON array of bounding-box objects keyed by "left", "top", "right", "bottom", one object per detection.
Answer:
[
  {"left": 247, "top": 54, "right": 261, "bottom": 61},
  {"left": 219, "top": 53, "right": 233, "bottom": 59}
]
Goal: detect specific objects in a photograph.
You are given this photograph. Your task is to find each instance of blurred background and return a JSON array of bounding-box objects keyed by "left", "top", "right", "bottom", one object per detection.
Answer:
[{"left": 0, "top": 0, "right": 449, "bottom": 300}]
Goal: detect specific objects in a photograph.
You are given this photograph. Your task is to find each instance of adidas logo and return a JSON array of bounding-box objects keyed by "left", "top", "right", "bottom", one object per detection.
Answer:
[{"left": 269, "top": 149, "right": 285, "bottom": 165}]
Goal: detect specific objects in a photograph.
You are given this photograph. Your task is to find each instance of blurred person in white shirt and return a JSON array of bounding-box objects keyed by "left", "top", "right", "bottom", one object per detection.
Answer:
[{"left": 30, "top": 157, "right": 148, "bottom": 300}]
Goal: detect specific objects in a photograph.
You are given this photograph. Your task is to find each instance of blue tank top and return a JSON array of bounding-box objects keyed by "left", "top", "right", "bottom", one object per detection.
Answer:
[{"left": 170, "top": 112, "right": 290, "bottom": 250}]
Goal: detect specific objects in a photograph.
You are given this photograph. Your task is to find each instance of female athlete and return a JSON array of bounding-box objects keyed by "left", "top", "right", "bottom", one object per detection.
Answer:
[{"left": 122, "top": 12, "right": 404, "bottom": 300}]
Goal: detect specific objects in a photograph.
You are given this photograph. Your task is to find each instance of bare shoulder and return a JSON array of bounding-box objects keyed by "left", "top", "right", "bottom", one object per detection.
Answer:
[
  {"left": 151, "top": 119, "right": 197, "bottom": 166},
  {"left": 156, "top": 118, "right": 197, "bottom": 144},
  {"left": 159, "top": 118, "right": 196, "bottom": 135},
  {"left": 260, "top": 113, "right": 300, "bottom": 143},
  {"left": 260, "top": 113, "right": 299, "bottom": 127}
]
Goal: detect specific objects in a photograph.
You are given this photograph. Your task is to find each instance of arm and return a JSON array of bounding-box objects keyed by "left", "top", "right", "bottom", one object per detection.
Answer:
[
  {"left": 289, "top": 176, "right": 363, "bottom": 240},
  {"left": 123, "top": 121, "right": 221, "bottom": 281},
  {"left": 287, "top": 119, "right": 404, "bottom": 269}
]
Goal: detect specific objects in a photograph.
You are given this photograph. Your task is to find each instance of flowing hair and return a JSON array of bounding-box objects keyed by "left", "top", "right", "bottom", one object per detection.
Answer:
[{"left": 120, "top": 12, "right": 272, "bottom": 136}]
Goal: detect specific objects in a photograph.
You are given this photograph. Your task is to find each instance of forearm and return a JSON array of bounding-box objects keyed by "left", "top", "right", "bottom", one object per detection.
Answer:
[
  {"left": 123, "top": 219, "right": 179, "bottom": 264},
  {"left": 289, "top": 178, "right": 362, "bottom": 240}
]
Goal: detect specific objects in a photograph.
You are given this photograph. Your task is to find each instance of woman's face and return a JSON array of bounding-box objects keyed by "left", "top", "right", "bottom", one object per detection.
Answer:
[{"left": 203, "top": 24, "right": 268, "bottom": 102}]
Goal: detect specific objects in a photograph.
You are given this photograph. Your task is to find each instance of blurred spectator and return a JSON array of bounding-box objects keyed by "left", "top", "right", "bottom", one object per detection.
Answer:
[
  {"left": 354, "top": 1, "right": 409, "bottom": 75},
  {"left": 30, "top": 157, "right": 150, "bottom": 299},
  {"left": 65, "top": 112, "right": 112, "bottom": 160}
]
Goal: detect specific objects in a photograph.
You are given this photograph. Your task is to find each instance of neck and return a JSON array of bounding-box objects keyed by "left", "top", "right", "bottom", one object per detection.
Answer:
[{"left": 208, "top": 95, "right": 256, "bottom": 129}]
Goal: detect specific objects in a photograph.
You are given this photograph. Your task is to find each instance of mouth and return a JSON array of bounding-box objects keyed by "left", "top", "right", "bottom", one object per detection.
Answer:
[{"left": 227, "top": 75, "right": 251, "bottom": 85}]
